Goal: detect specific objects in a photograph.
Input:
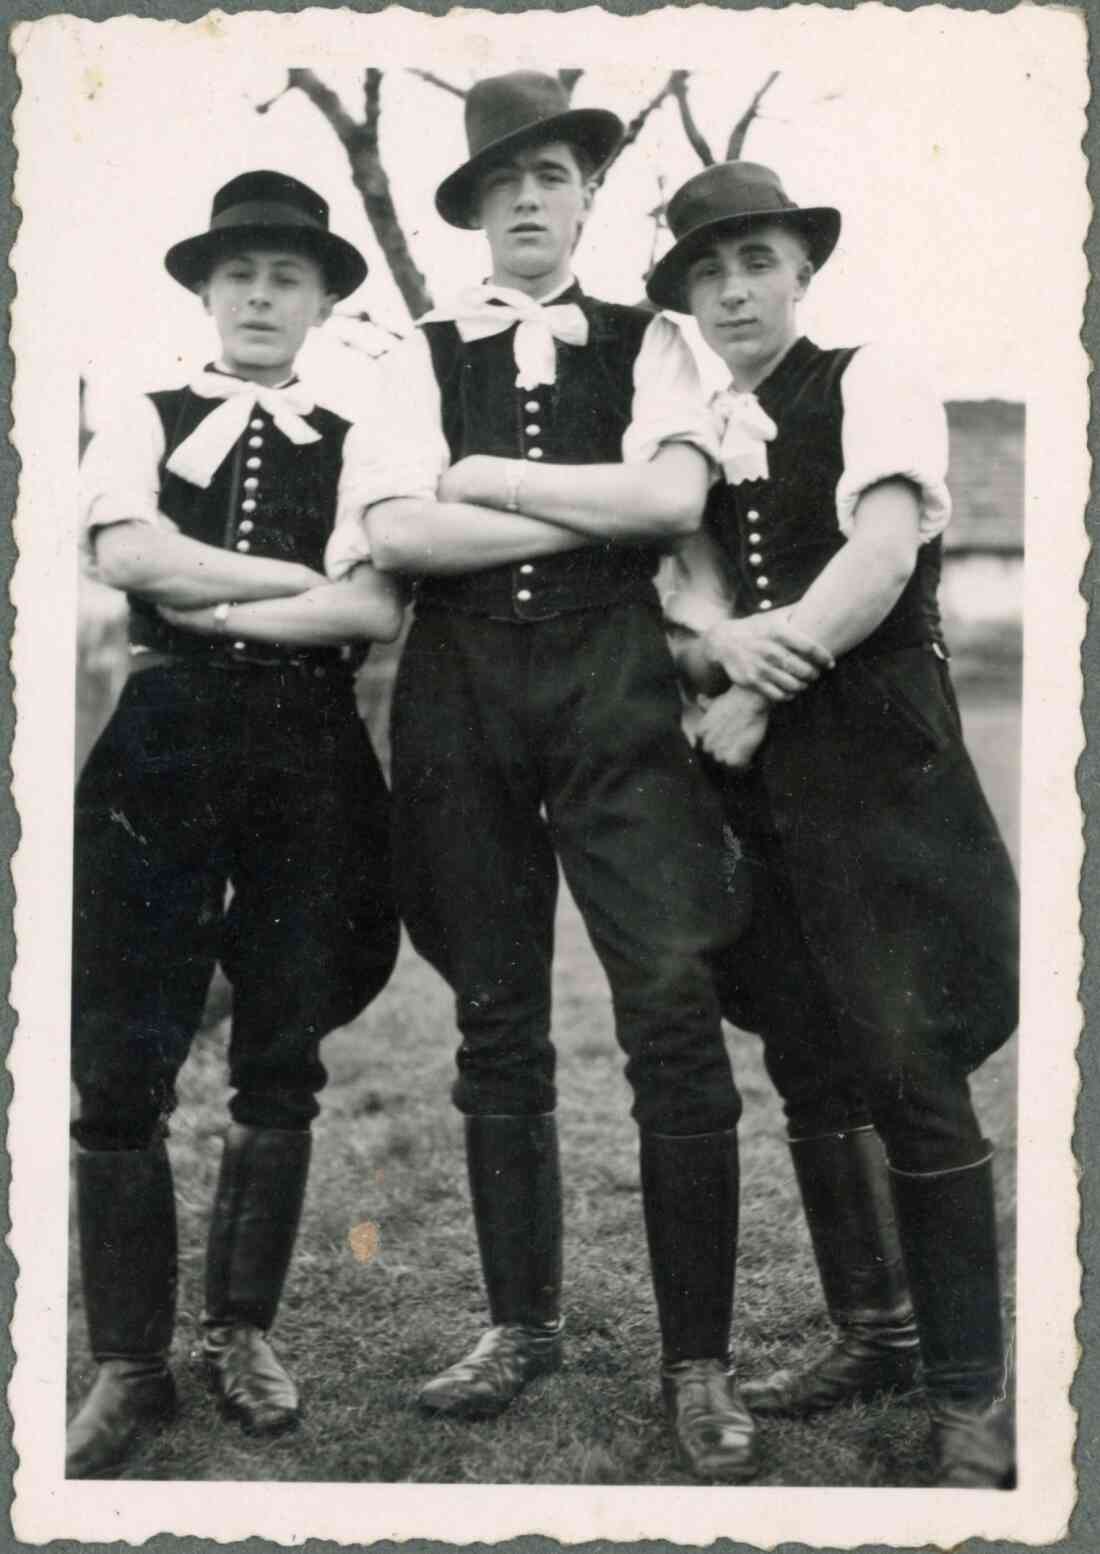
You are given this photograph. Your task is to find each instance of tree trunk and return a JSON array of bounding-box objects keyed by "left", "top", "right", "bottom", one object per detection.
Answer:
[{"left": 259, "top": 68, "right": 433, "bottom": 318}]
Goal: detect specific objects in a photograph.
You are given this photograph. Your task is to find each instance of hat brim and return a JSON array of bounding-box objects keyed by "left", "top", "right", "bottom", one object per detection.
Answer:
[
  {"left": 435, "top": 108, "right": 623, "bottom": 229},
  {"left": 646, "top": 207, "right": 841, "bottom": 312},
  {"left": 165, "top": 225, "right": 368, "bottom": 300}
]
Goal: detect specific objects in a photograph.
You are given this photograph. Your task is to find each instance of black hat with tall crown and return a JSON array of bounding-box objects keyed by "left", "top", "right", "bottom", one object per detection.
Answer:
[{"left": 435, "top": 72, "right": 623, "bottom": 229}]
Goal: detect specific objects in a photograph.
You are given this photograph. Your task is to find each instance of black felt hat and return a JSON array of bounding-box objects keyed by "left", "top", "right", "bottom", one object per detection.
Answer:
[
  {"left": 435, "top": 71, "right": 623, "bottom": 229},
  {"left": 165, "top": 170, "right": 368, "bottom": 299},
  {"left": 647, "top": 161, "right": 841, "bottom": 311}
]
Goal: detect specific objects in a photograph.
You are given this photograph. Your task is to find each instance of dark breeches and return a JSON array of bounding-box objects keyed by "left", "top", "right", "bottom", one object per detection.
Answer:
[
  {"left": 71, "top": 664, "right": 399, "bottom": 1149},
  {"left": 390, "top": 602, "right": 743, "bottom": 1137},
  {"left": 705, "top": 657, "right": 1019, "bottom": 1175}
]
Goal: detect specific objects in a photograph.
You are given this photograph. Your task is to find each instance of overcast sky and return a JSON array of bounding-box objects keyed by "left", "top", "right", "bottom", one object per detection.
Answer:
[{"left": 16, "top": 5, "right": 1087, "bottom": 418}]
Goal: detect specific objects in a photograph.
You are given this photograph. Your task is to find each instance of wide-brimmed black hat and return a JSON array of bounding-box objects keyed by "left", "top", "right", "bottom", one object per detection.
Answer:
[
  {"left": 165, "top": 170, "right": 368, "bottom": 299},
  {"left": 647, "top": 161, "right": 841, "bottom": 311},
  {"left": 435, "top": 71, "right": 623, "bottom": 230}
]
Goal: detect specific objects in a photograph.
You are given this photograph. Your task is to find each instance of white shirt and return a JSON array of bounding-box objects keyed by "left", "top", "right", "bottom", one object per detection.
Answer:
[
  {"left": 323, "top": 300, "right": 721, "bottom": 580},
  {"left": 833, "top": 343, "right": 952, "bottom": 542},
  {"left": 692, "top": 339, "right": 952, "bottom": 543},
  {"left": 659, "top": 341, "right": 953, "bottom": 637},
  {"left": 79, "top": 368, "right": 369, "bottom": 581}
]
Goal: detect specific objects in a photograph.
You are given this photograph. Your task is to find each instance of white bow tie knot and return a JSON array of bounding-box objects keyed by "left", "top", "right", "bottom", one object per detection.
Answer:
[
  {"left": 712, "top": 388, "right": 778, "bottom": 485},
  {"left": 421, "top": 285, "right": 589, "bottom": 390},
  {"left": 166, "top": 372, "right": 320, "bottom": 489}
]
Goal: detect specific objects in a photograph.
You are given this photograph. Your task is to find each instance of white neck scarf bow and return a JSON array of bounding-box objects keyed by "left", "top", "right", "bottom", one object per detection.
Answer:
[
  {"left": 165, "top": 370, "right": 320, "bottom": 489},
  {"left": 712, "top": 387, "right": 778, "bottom": 485},
  {"left": 420, "top": 284, "right": 589, "bottom": 390}
]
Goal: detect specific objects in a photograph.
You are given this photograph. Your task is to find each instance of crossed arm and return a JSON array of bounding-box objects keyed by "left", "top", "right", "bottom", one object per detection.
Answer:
[
  {"left": 679, "top": 479, "right": 923, "bottom": 769},
  {"left": 93, "top": 521, "right": 405, "bottom": 646},
  {"left": 366, "top": 443, "right": 711, "bottom": 576}
]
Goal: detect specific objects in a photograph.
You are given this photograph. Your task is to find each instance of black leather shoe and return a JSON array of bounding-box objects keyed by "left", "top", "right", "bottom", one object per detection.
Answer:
[
  {"left": 930, "top": 1396, "right": 1016, "bottom": 1488},
  {"left": 662, "top": 1359, "right": 759, "bottom": 1482},
  {"left": 65, "top": 1359, "right": 177, "bottom": 1478},
  {"left": 203, "top": 1322, "right": 301, "bottom": 1436},
  {"left": 418, "top": 1322, "right": 563, "bottom": 1419},
  {"left": 742, "top": 1329, "right": 920, "bottom": 1416}
]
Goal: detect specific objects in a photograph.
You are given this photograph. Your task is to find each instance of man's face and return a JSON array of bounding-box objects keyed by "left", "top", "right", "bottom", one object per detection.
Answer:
[
  {"left": 474, "top": 140, "right": 592, "bottom": 294},
  {"left": 685, "top": 223, "right": 811, "bottom": 386},
  {"left": 202, "top": 247, "right": 335, "bottom": 383}
]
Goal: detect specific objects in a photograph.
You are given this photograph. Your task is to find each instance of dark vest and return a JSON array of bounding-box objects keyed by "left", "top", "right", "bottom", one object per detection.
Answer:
[
  {"left": 704, "top": 337, "right": 944, "bottom": 657},
  {"left": 416, "top": 287, "right": 660, "bottom": 621},
  {"left": 127, "top": 385, "right": 350, "bottom": 658}
]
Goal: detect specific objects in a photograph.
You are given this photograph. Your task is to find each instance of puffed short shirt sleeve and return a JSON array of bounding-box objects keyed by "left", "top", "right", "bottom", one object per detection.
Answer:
[
  {"left": 322, "top": 335, "right": 452, "bottom": 579},
  {"left": 621, "top": 313, "right": 721, "bottom": 468},
  {"left": 357, "top": 332, "right": 451, "bottom": 509},
  {"left": 79, "top": 394, "right": 169, "bottom": 575},
  {"left": 321, "top": 418, "right": 379, "bottom": 580},
  {"left": 836, "top": 344, "right": 952, "bottom": 543}
]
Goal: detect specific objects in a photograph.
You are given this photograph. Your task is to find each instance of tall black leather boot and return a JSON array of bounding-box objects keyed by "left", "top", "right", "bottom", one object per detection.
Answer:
[
  {"left": 891, "top": 1150, "right": 1015, "bottom": 1488},
  {"left": 65, "top": 1145, "right": 178, "bottom": 1478},
  {"left": 641, "top": 1128, "right": 757, "bottom": 1483},
  {"left": 742, "top": 1127, "right": 920, "bottom": 1415},
  {"left": 418, "top": 1114, "right": 563, "bottom": 1418},
  {"left": 202, "top": 1124, "right": 310, "bottom": 1436}
]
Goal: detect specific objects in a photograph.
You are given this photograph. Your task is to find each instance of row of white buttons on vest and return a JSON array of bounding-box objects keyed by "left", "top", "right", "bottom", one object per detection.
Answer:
[
  {"left": 516, "top": 396, "right": 542, "bottom": 602},
  {"left": 230, "top": 417, "right": 265, "bottom": 650},
  {"left": 744, "top": 506, "right": 773, "bottom": 611}
]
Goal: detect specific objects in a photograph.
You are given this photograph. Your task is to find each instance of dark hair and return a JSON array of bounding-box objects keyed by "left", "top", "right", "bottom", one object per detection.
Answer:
[
  {"left": 470, "top": 134, "right": 598, "bottom": 218},
  {"left": 567, "top": 142, "right": 599, "bottom": 183},
  {"left": 683, "top": 218, "right": 814, "bottom": 280},
  {"left": 197, "top": 235, "right": 338, "bottom": 293}
]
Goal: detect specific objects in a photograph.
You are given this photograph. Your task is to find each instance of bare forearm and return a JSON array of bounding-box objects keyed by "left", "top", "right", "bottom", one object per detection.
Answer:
[
  {"left": 160, "top": 570, "right": 405, "bottom": 647},
  {"left": 367, "top": 498, "right": 590, "bottom": 576},
  {"left": 788, "top": 483, "right": 921, "bottom": 658},
  {"left": 94, "top": 524, "right": 323, "bottom": 607},
  {"left": 514, "top": 449, "right": 707, "bottom": 540},
  {"left": 443, "top": 447, "right": 709, "bottom": 543}
]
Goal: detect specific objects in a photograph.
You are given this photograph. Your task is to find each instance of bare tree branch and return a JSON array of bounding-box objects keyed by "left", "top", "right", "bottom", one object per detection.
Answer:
[
  {"left": 260, "top": 67, "right": 433, "bottom": 318},
  {"left": 263, "top": 68, "right": 361, "bottom": 144},
  {"left": 594, "top": 72, "right": 679, "bottom": 187},
  {"left": 255, "top": 83, "right": 290, "bottom": 117},
  {"left": 669, "top": 71, "right": 715, "bottom": 167},
  {"left": 646, "top": 175, "right": 667, "bottom": 273},
  {"left": 407, "top": 68, "right": 468, "bottom": 101},
  {"left": 725, "top": 70, "right": 780, "bottom": 160},
  {"left": 356, "top": 69, "right": 433, "bottom": 317},
  {"left": 557, "top": 69, "right": 584, "bottom": 99},
  {"left": 336, "top": 308, "right": 406, "bottom": 341}
]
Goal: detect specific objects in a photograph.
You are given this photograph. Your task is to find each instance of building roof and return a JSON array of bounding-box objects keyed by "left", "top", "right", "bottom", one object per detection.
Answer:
[{"left": 944, "top": 400, "right": 1024, "bottom": 554}]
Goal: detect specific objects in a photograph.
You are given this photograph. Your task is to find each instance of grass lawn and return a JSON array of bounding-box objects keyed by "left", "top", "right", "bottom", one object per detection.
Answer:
[{"left": 66, "top": 640, "right": 1020, "bottom": 1486}]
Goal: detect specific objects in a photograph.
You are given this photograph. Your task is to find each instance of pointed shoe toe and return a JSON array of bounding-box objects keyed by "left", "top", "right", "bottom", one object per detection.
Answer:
[
  {"left": 418, "top": 1323, "right": 563, "bottom": 1419},
  {"left": 203, "top": 1322, "right": 301, "bottom": 1437},
  {"left": 65, "top": 1360, "right": 177, "bottom": 1479},
  {"left": 662, "top": 1359, "right": 759, "bottom": 1483}
]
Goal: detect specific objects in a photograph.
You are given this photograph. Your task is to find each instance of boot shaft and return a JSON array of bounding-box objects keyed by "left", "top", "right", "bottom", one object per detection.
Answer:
[
  {"left": 640, "top": 1128, "right": 739, "bottom": 1365},
  {"left": 465, "top": 1113, "right": 562, "bottom": 1327},
  {"left": 890, "top": 1151, "right": 1006, "bottom": 1403},
  {"left": 75, "top": 1144, "right": 178, "bottom": 1360},
  {"left": 204, "top": 1124, "right": 311, "bottom": 1332},
  {"left": 790, "top": 1127, "right": 912, "bottom": 1326}
]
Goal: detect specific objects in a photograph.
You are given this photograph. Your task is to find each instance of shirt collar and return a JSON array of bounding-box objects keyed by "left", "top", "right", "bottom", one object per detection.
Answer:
[
  {"left": 208, "top": 360, "right": 298, "bottom": 390},
  {"left": 481, "top": 274, "right": 579, "bottom": 308}
]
